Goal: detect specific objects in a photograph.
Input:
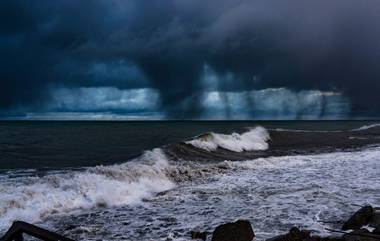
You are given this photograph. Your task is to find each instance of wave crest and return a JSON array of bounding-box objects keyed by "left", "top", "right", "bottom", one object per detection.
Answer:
[
  {"left": 0, "top": 148, "right": 175, "bottom": 229},
  {"left": 353, "top": 123, "right": 380, "bottom": 131},
  {"left": 185, "top": 126, "right": 270, "bottom": 152}
]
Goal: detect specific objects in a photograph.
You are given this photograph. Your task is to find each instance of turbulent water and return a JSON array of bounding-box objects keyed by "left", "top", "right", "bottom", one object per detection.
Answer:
[{"left": 0, "top": 121, "right": 380, "bottom": 241}]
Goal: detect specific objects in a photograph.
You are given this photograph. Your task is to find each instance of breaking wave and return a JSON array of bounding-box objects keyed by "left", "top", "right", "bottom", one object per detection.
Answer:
[
  {"left": 0, "top": 127, "right": 271, "bottom": 230},
  {"left": 43, "top": 145, "right": 380, "bottom": 241},
  {"left": 353, "top": 123, "right": 380, "bottom": 131},
  {"left": 1, "top": 124, "right": 380, "bottom": 235},
  {"left": 0, "top": 149, "right": 175, "bottom": 229},
  {"left": 272, "top": 123, "right": 380, "bottom": 133},
  {"left": 185, "top": 126, "right": 270, "bottom": 152}
]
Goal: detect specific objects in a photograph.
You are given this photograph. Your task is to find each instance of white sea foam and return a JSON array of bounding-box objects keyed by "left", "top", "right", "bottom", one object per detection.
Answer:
[
  {"left": 272, "top": 123, "right": 380, "bottom": 132},
  {"left": 353, "top": 123, "right": 380, "bottom": 131},
  {"left": 186, "top": 126, "right": 270, "bottom": 152},
  {"left": 41, "top": 146, "right": 380, "bottom": 241},
  {"left": 163, "top": 146, "right": 380, "bottom": 240},
  {"left": 1, "top": 137, "right": 380, "bottom": 241},
  {"left": 210, "top": 147, "right": 380, "bottom": 238},
  {"left": 0, "top": 148, "right": 175, "bottom": 229},
  {"left": 272, "top": 128, "right": 340, "bottom": 133}
]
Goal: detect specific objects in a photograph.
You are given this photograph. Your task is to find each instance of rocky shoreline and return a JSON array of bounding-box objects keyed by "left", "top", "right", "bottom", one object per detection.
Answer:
[
  {"left": 1, "top": 206, "right": 379, "bottom": 241},
  {"left": 191, "top": 206, "right": 380, "bottom": 241}
]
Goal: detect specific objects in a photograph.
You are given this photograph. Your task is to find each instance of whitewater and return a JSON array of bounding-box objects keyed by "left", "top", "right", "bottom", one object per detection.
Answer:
[
  {"left": 0, "top": 125, "right": 379, "bottom": 241},
  {"left": 185, "top": 127, "right": 270, "bottom": 152}
]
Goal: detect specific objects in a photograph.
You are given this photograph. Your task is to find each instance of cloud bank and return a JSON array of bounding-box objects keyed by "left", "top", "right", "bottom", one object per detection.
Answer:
[{"left": 1, "top": 0, "right": 380, "bottom": 119}]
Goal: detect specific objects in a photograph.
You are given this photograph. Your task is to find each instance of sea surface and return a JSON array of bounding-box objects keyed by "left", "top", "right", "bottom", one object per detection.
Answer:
[{"left": 0, "top": 121, "right": 380, "bottom": 240}]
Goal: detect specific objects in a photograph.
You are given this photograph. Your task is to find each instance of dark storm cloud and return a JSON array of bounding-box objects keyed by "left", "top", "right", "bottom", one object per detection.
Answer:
[{"left": 1, "top": 0, "right": 380, "bottom": 118}]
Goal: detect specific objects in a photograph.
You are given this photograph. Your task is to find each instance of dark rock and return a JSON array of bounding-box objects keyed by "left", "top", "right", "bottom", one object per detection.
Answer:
[
  {"left": 323, "top": 238, "right": 344, "bottom": 241},
  {"left": 373, "top": 226, "right": 380, "bottom": 235},
  {"left": 371, "top": 210, "right": 380, "bottom": 227},
  {"left": 212, "top": 220, "right": 255, "bottom": 241},
  {"left": 266, "top": 227, "right": 311, "bottom": 241},
  {"left": 342, "top": 228, "right": 379, "bottom": 241},
  {"left": 342, "top": 206, "right": 374, "bottom": 231},
  {"left": 191, "top": 231, "right": 208, "bottom": 241},
  {"left": 308, "top": 235, "right": 337, "bottom": 241}
]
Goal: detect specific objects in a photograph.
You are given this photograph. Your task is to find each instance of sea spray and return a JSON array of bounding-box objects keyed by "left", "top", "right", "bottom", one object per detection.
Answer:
[
  {"left": 186, "top": 126, "right": 270, "bottom": 152},
  {"left": 1, "top": 124, "right": 380, "bottom": 240},
  {"left": 42, "top": 145, "right": 380, "bottom": 241},
  {"left": 0, "top": 148, "right": 175, "bottom": 229}
]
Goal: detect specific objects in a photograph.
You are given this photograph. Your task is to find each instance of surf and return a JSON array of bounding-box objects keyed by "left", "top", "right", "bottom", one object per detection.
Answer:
[
  {"left": 185, "top": 127, "right": 270, "bottom": 152},
  {"left": 1, "top": 123, "right": 380, "bottom": 239},
  {"left": 0, "top": 148, "right": 175, "bottom": 229}
]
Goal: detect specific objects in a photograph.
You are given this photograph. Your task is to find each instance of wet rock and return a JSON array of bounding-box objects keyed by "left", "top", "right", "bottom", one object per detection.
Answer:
[
  {"left": 372, "top": 226, "right": 380, "bottom": 235},
  {"left": 267, "top": 230, "right": 345, "bottom": 241},
  {"left": 342, "top": 228, "right": 379, "bottom": 241},
  {"left": 266, "top": 227, "right": 310, "bottom": 241},
  {"left": 191, "top": 231, "right": 208, "bottom": 241},
  {"left": 371, "top": 210, "right": 380, "bottom": 227},
  {"left": 323, "top": 238, "right": 344, "bottom": 241},
  {"left": 212, "top": 220, "right": 255, "bottom": 241},
  {"left": 342, "top": 206, "right": 374, "bottom": 231}
]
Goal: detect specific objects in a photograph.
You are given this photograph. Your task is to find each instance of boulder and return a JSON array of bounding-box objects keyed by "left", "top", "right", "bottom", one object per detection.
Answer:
[
  {"left": 211, "top": 220, "right": 255, "bottom": 241},
  {"left": 324, "top": 238, "right": 344, "bottom": 241},
  {"left": 342, "top": 206, "right": 374, "bottom": 231},
  {"left": 371, "top": 210, "right": 380, "bottom": 227},
  {"left": 372, "top": 226, "right": 380, "bottom": 235},
  {"left": 266, "top": 227, "right": 311, "bottom": 241},
  {"left": 191, "top": 231, "right": 208, "bottom": 241}
]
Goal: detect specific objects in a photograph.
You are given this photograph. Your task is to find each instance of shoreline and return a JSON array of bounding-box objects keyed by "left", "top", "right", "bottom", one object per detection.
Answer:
[
  {"left": 192, "top": 206, "right": 380, "bottom": 241},
  {"left": 1, "top": 206, "right": 379, "bottom": 241}
]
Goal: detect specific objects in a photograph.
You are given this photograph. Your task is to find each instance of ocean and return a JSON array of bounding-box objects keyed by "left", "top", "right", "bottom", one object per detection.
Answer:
[{"left": 0, "top": 121, "right": 379, "bottom": 240}]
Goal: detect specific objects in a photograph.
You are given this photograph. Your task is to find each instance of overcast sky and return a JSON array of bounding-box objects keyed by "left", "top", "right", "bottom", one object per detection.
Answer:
[{"left": 1, "top": 0, "right": 380, "bottom": 120}]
